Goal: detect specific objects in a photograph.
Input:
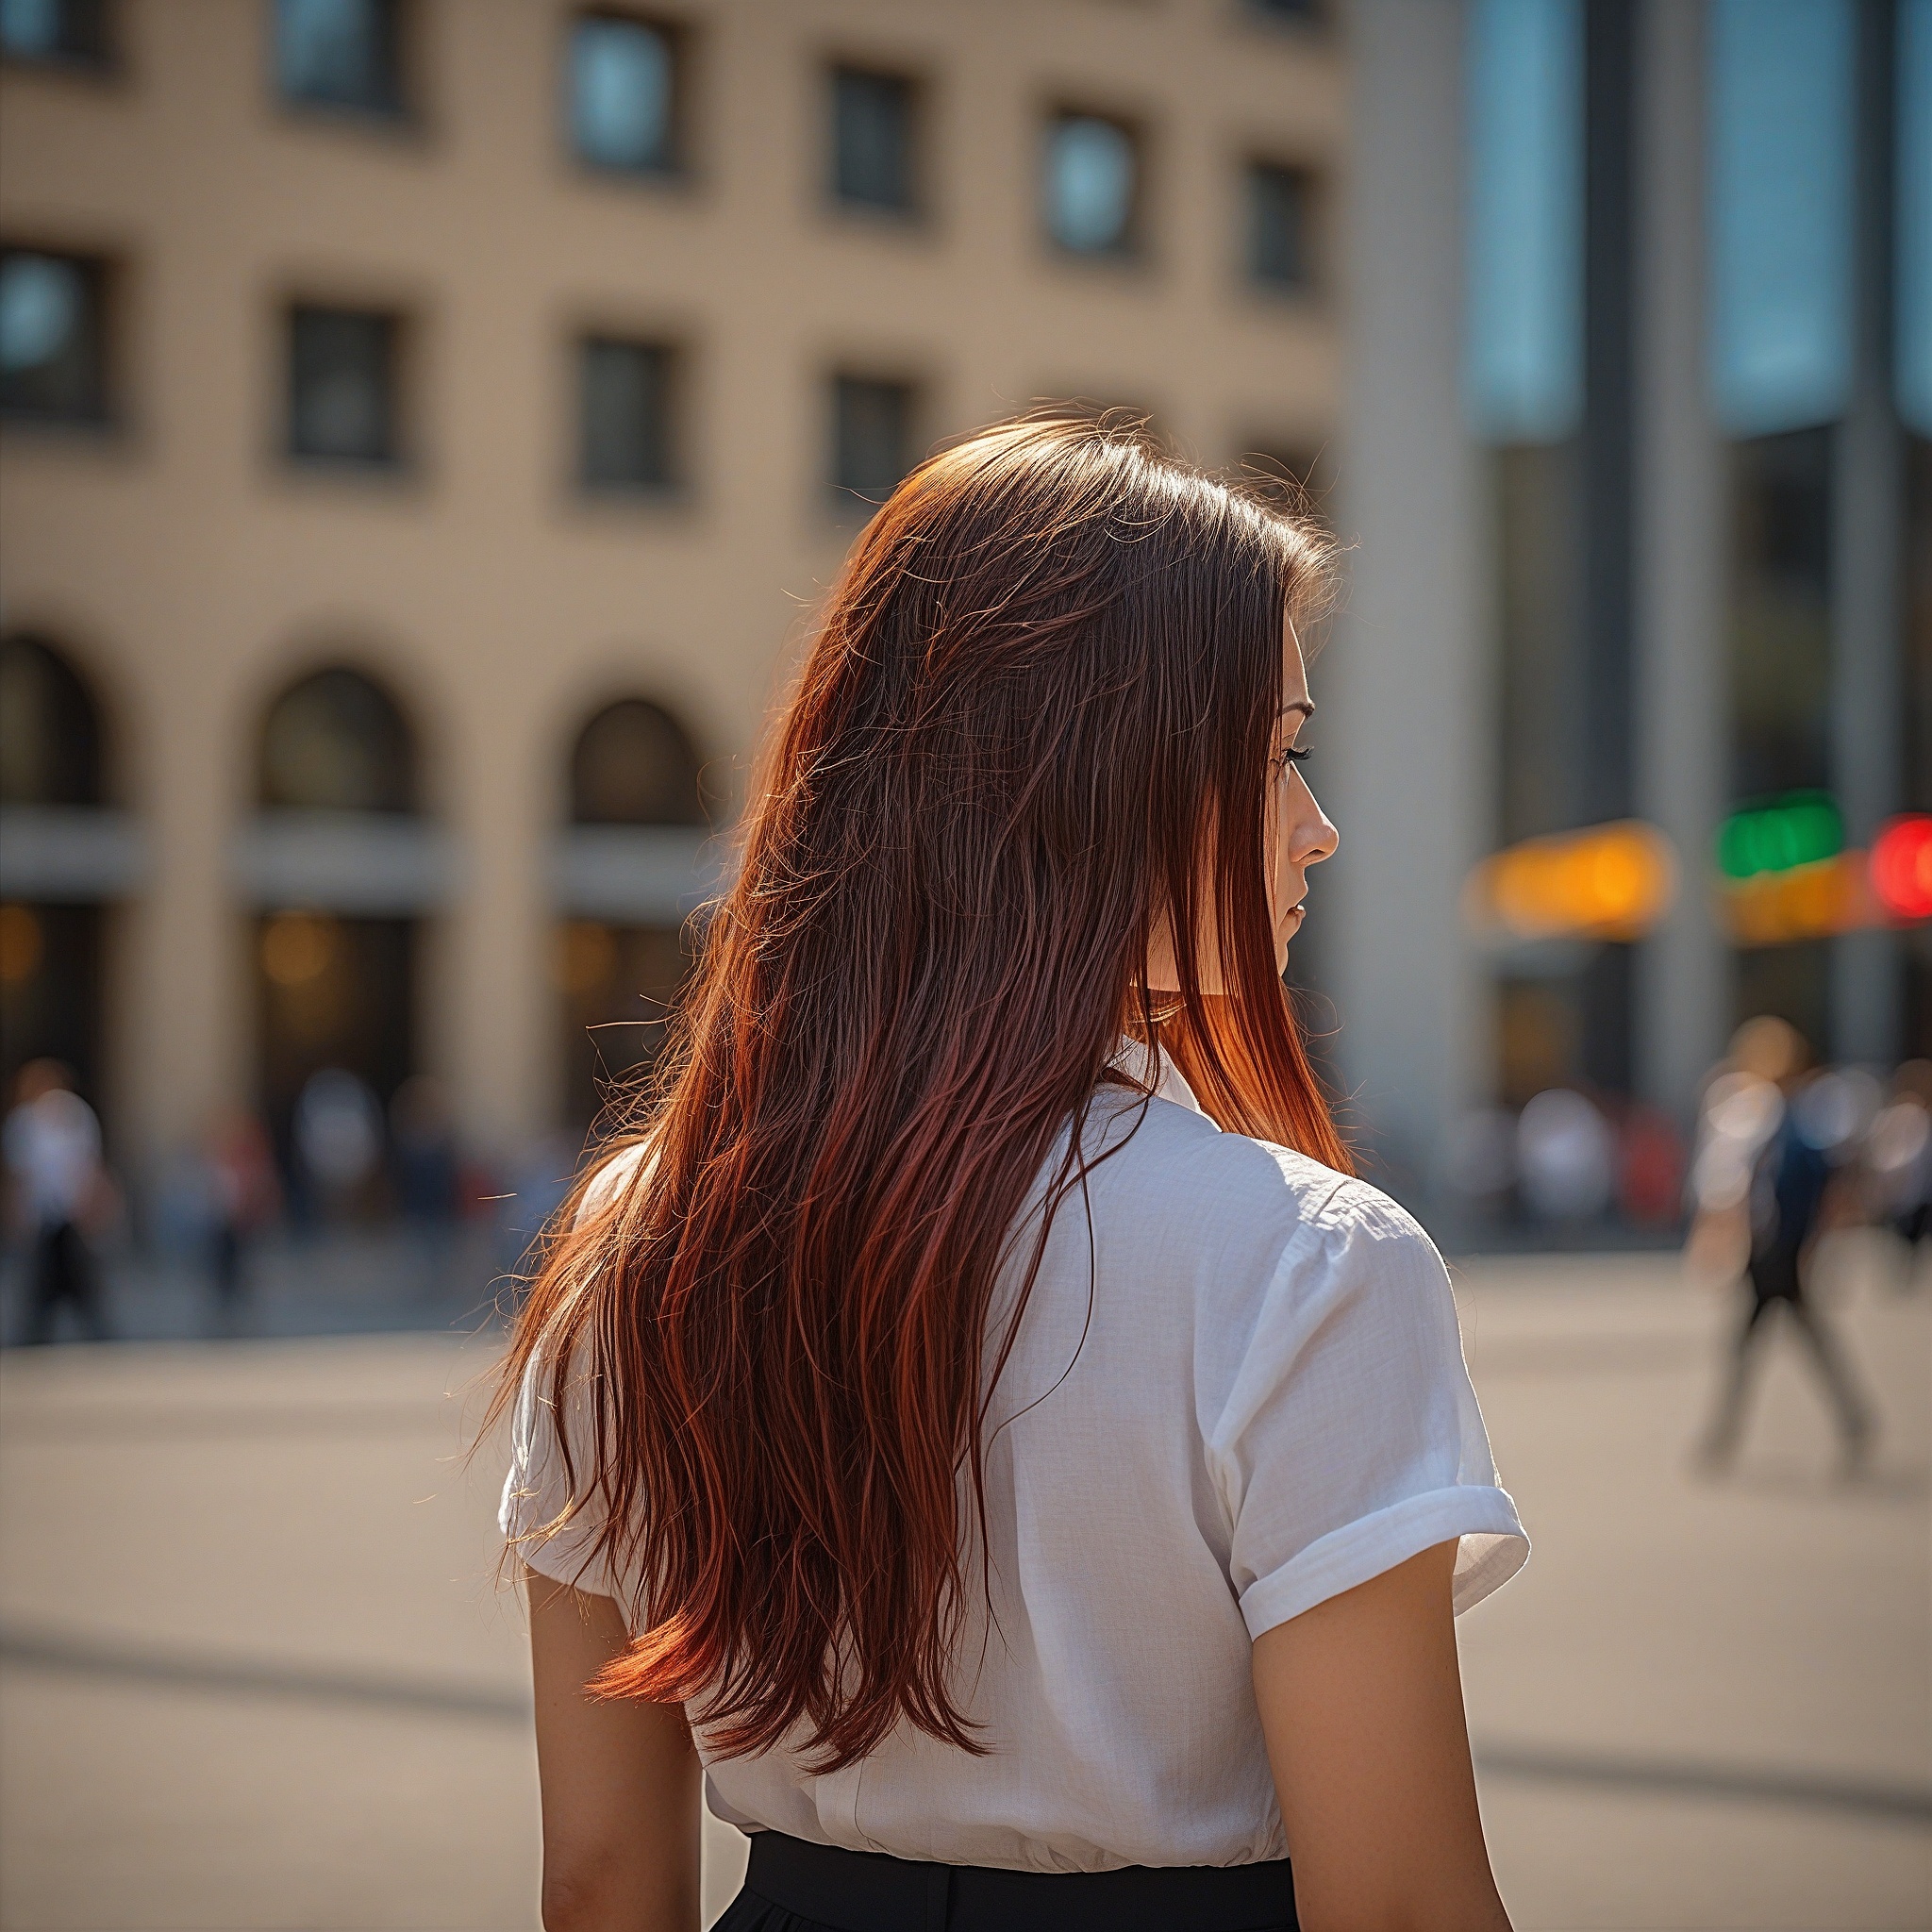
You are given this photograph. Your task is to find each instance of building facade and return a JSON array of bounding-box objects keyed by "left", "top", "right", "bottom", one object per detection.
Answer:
[
  {"left": 0, "top": 0, "right": 1343, "bottom": 1181},
  {"left": 1336, "top": 0, "right": 1928, "bottom": 1205}
]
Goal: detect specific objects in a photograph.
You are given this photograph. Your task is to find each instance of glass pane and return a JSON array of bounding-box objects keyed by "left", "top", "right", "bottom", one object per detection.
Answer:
[
  {"left": 259, "top": 667, "right": 415, "bottom": 812},
  {"left": 571, "top": 16, "right": 674, "bottom": 173},
  {"left": 288, "top": 307, "right": 395, "bottom": 463},
  {"left": 0, "top": 904, "right": 104, "bottom": 1111},
  {"left": 1900, "top": 0, "right": 1932, "bottom": 435},
  {"left": 833, "top": 67, "right": 912, "bottom": 210},
  {"left": 570, "top": 699, "right": 704, "bottom": 824},
  {"left": 276, "top": 0, "right": 399, "bottom": 113},
  {"left": 1910, "top": 439, "right": 1932, "bottom": 813},
  {"left": 1729, "top": 428, "right": 1833, "bottom": 802},
  {"left": 1708, "top": 0, "right": 1856, "bottom": 435},
  {"left": 1495, "top": 442, "right": 1585, "bottom": 842},
  {"left": 0, "top": 636, "right": 102, "bottom": 806},
  {"left": 0, "top": 249, "right": 105, "bottom": 422},
  {"left": 832, "top": 375, "right": 913, "bottom": 499},
  {"left": 1247, "top": 162, "right": 1311, "bottom": 289},
  {"left": 559, "top": 921, "right": 691, "bottom": 1127},
  {"left": 579, "top": 338, "right": 672, "bottom": 488},
  {"left": 0, "top": 0, "right": 108, "bottom": 62},
  {"left": 256, "top": 915, "right": 416, "bottom": 1180},
  {"left": 1045, "top": 116, "right": 1136, "bottom": 254},
  {"left": 1463, "top": 0, "right": 1584, "bottom": 443}
]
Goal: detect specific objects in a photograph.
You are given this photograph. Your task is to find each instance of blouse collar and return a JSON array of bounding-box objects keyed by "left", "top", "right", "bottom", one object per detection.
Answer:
[{"left": 1107, "top": 1036, "right": 1204, "bottom": 1115}]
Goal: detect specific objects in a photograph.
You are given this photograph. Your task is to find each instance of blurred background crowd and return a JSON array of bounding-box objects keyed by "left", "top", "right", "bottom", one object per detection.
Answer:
[{"left": 1, "top": 0, "right": 1927, "bottom": 1332}]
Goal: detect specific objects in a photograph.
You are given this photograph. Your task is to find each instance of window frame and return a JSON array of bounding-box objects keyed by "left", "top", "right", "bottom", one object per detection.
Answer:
[
  {"left": 269, "top": 0, "right": 415, "bottom": 127},
  {"left": 826, "top": 368, "right": 923, "bottom": 518},
  {"left": 0, "top": 0, "right": 117, "bottom": 75},
  {"left": 825, "top": 58, "right": 924, "bottom": 222},
  {"left": 0, "top": 241, "right": 117, "bottom": 431},
  {"left": 280, "top": 298, "right": 411, "bottom": 475},
  {"left": 1041, "top": 105, "right": 1149, "bottom": 264},
  {"left": 1236, "top": 0, "right": 1328, "bottom": 35},
  {"left": 564, "top": 6, "right": 691, "bottom": 184},
  {"left": 573, "top": 330, "right": 685, "bottom": 499},
  {"left": 1241, "top": 155, "right": 1321, "bottom": 299}
]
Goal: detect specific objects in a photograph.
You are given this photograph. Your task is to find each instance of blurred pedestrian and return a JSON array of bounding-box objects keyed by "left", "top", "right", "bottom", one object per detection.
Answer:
[
  {"left": 390, "top": 1074, "right": 458, "bottom": 1298},
  {"left": 204, "top": 1108, "right": 280, "bottom": 1331},
  {"left": 1695, "top": 1018, "right": 1873, "bottom": 1473},
  {"left": 291, "top": 1067, "right": 383, "bottom": 1222},
  {"left": 1867, "top": 1061, "right": 1932, "bottom": 1263},
  {"left": 2, "top": 1059, "right": 113, "bottom": 1343}
]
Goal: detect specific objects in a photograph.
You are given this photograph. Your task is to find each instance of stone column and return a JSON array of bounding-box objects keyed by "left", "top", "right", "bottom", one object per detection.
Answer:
[
  {"left": 1331, "top": 0, "right": 1488, "bottom": 1196},
  {"left": 1634, "top": 0, "right": 1731, "bottom": 1121}
]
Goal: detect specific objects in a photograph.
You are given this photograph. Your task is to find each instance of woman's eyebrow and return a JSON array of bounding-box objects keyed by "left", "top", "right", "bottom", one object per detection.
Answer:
[{"left": 1278, "top": 699, "right": 1315, "bottom": 720}]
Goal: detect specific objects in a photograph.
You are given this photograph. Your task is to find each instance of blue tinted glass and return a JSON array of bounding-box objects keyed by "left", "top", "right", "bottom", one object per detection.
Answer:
[
  {"left": 1708, "top": 0, "right": 1856, "bottom": 436},
  {"left": 277, "top": 0, "right": 391, "bottom": 108},
  {"left": 1463, "top": 0, "right": 1584, "bottom": 443},
  {"left": 571, "top": 17, "right": 673, "bottom": 172},
  {"left": 0, "top": 254, "right": 81, "bottom": 372},
  {"left": 1046, "top": 117, "right": 1135, "bottom": 253},
  {"left": 1900, "top": 0, "right": 1932, "bottom": 434},
  {"left": 0, "top": 0, "right": 60, "bottom": 55}
]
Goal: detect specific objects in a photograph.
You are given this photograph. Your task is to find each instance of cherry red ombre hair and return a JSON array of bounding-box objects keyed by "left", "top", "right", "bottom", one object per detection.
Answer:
[{"left": 494, "top": 413, "right": 1347, "bottom": 1770}]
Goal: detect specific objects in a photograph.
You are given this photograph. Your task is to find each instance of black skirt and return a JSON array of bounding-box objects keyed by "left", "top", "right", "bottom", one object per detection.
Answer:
[{"left": 714, "top": 1828, "right": 1299, "bottom": 1932}]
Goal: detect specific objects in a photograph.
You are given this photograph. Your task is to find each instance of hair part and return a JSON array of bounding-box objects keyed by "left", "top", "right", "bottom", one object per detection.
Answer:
[{"left": 492, "top": 410, "right": 1347, "bottom": 1772}]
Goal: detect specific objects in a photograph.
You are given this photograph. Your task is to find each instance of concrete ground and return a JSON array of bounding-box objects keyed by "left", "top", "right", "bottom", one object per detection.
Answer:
[{"left": 0, "top": 1240, "right": 1925, "bottom": 1932}]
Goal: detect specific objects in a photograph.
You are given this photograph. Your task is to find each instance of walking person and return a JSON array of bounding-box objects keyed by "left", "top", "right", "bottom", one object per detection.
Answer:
[
  {"left": 204, "top": 1108, "right": 280, "bottom": 1334},
  {"left": 1696, "top": 1018, "right": 1874, "bottom": 1473},
  {"left": 3, "top": 1059, "right": 112, "bottom": 1344},
  {"left": 496, "top": 417, "right": 1527, "bottom": 1931}
]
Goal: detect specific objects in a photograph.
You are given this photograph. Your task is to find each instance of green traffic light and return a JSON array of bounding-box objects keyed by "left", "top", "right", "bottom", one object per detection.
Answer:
[{"left": 1716, "top": 791, "right": 1844, "bottom": 880}]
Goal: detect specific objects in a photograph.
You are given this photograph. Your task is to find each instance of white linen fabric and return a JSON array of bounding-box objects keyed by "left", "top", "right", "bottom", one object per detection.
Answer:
[{"left": 502, "top": 1046, "right": 1527, "bottom": 1872}]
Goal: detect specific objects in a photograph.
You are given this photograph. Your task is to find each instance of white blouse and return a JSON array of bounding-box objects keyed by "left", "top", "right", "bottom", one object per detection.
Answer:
[{"left": 502, "top": 1047, "right": 1527, "bottom": 1873}]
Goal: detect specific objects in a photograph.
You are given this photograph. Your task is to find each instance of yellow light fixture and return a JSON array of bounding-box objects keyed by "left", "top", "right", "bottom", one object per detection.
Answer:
[{"left": 1467, "top": 821, "right": 1677, "bottom": 943}]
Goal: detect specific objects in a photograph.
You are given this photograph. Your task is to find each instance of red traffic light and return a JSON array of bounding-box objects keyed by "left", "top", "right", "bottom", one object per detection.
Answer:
[{"left": 1872, "top": 815, "right": 1932, "bottom": 924}]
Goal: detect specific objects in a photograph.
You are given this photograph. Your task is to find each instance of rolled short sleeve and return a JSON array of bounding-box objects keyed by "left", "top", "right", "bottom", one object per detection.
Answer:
[
  {"left": 498, "top": 1341, "right": 625, "bottom": 1605},
  {"left": 1208, "top": 1179, "right": 1527, "bottom": 1640}
]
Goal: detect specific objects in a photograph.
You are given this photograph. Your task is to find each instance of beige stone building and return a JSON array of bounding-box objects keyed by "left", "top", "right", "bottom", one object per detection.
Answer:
[{"left": 0, "top": 0, "right": 1343, "bottom": 1181}]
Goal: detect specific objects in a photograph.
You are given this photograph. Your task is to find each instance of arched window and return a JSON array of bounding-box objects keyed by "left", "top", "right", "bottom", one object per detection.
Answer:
[
  {"left": 558, "top": 695, "right": 707, "bottom": 1127},
  {"left": 259, "top": 665, "right": 415, "bottom": 813},
  {"left": 569, "top": 696, "right": 704, "bottom": 825},
  {"left": 0, "top": 634, "right": 103, "bottom": 806},
  {"left": 248, "top": 665, "right": 426, "bottom": 1172},
  {"left": 0, "top": 635, "right": 113, "bottom": 1110}
]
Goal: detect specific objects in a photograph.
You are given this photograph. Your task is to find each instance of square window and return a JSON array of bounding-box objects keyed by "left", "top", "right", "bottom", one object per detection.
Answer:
[
  {"left": 0, "top": 246, "right": 108, "bottom": 424},
  {"left": 831, "top": 65, "right": 916, "bottom": 214},
  {"left": 0, "top": 0, "right": 111, "bottom": 66},
  {"left": 1044, "top": 112, "right": 1141, "bottom": 257},
  {"left": 570, "top": 12, "right": 679, "bottom": 175},
  {"left": 287, "top": 305, "right": 400, "bottom": 465},
  {"left": 1247, "top": 161, "right": 1314, "bottom": 291},
  {"left": 830, "top": 374, "right": 916, "bottom": 505},
  {"left": 578, "top": 337, "right": 676, "bottom": 491},
  {"left": 275, "top": 0, "right": 404, "bottom": 116},
  {"left": 1244, "top": 0, "right": 1323, "bottom": 25}
]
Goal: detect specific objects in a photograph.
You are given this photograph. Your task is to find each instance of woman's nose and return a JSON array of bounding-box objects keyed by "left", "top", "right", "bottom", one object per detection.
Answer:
[{"left": 1294, "top": 784, "right": 1340, "bottom": 867}]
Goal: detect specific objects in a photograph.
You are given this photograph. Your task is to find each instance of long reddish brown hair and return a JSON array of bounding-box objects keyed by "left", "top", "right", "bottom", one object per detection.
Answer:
[{"left": 495, "top": 413, "right": 1346, "bottom": 1770}]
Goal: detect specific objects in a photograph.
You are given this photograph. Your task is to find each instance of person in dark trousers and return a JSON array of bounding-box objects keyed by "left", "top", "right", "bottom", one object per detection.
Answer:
[
  {"left": 3, "top": 1059, "right": 112, "bottom": 1344},
  {"left": 1700, "top": 1019, "right": 1873, "bottom": 1473}
]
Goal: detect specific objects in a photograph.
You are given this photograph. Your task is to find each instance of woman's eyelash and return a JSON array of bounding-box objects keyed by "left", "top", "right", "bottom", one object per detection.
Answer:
[{"left": 1274, "top": 743, "right": 1311, "bottom": 767}]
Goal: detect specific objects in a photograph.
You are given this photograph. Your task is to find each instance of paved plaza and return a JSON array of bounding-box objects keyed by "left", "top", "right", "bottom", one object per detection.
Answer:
[{"left": 0, "top": 1241, "right": 1925, "bottom": 1931}]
